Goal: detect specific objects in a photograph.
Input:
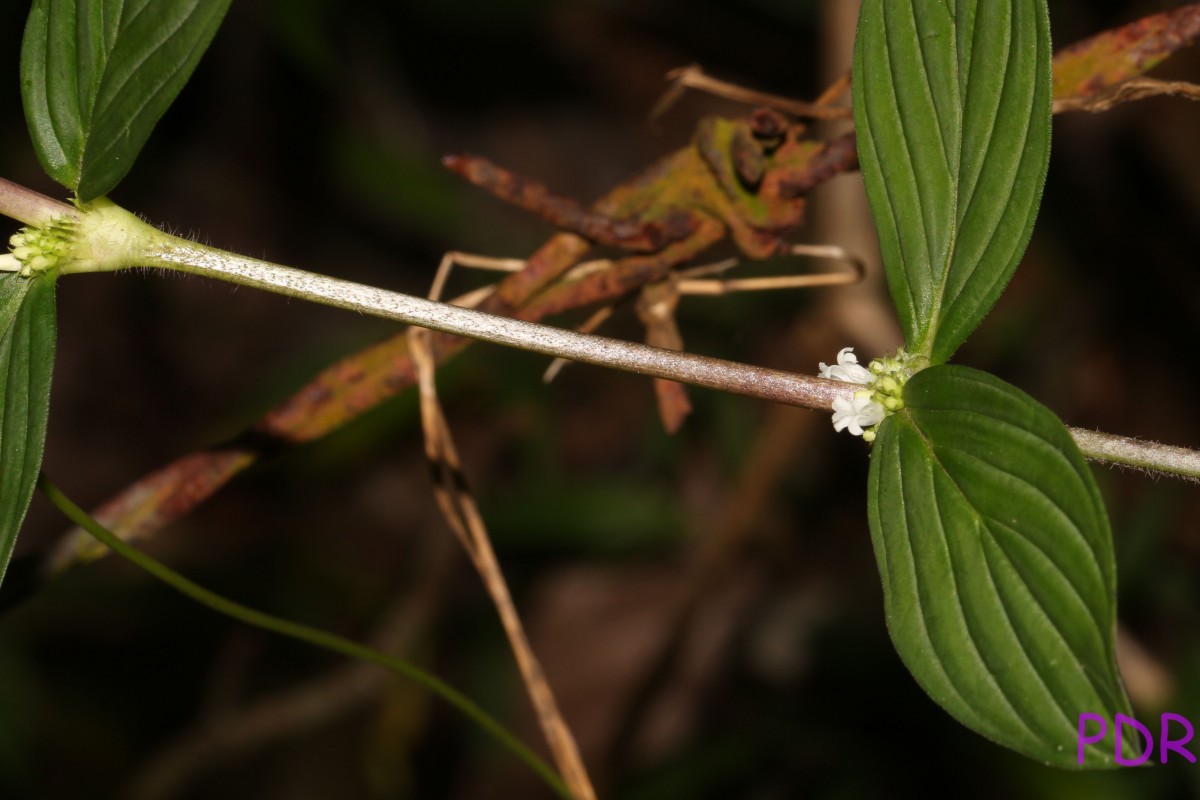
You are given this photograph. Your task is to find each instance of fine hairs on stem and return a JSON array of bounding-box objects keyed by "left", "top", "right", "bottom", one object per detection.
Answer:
[
  {"left": 3, "top": 187, "right": 1197, "bottom": 483},
  {"left": 137, "top": 220, "right": 1200, "bottom": 484},
  {"left": 0, "top": 185, "right": 1197, "bottom": 481}
]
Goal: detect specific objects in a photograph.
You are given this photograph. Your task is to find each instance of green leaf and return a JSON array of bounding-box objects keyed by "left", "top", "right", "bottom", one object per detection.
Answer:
[
  {"left": 868, "top": 365, "right": 1133, "bottom": 767},
  {"left": 0, "top": 273, "right": 57, "bottom": 588},
  {"left": 20, "top": 0, "right": 233, "bottom": 201},
  {"left": 853, "top": 0, "right": 1052, "bottom": 364}
]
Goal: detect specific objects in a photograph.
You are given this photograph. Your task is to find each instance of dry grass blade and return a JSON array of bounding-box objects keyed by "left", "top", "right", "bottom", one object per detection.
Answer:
[{"left": 407, "top": 306, "right": 596, "bottom": 799}]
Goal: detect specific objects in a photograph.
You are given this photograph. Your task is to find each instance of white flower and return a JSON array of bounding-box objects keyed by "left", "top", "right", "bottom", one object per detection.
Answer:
[
  {"left": 818, "top": 347, "right": 873, "bottom": 385},
  {"left": 832, "top": 393, "right": 886, "bottom": 437},
  {"left": 820, "top": 346, "right": 912, "bottom": 441}
]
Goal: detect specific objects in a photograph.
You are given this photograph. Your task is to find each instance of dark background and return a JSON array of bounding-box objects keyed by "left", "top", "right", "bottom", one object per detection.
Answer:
[{"left": 1, "top": 0, "right": 1199, "bottom": 798}]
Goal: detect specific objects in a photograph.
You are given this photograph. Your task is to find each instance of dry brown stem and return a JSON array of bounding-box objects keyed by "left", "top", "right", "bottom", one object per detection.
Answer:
[{"left": 409, "top": 302, "right": 596, "bottom": 799}]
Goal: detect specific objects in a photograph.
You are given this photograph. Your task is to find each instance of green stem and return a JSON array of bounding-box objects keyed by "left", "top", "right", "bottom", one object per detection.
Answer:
[{"left": 37, "top": 474, "right": 573, "bottom": 800}]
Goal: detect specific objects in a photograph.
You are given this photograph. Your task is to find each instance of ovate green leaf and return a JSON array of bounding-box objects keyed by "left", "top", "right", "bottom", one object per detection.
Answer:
[
  {"left": 867, "top": 366, "right": 1133, "bottom": 767},
  {"left": 853, "top": 0, "right": 1052, "bottom": 364},
  {"left": 21, "top": 0, "right": 233, "bottom": 201},
  {"left": 0, "top": 274, "right": 57, "bottom": 588}
]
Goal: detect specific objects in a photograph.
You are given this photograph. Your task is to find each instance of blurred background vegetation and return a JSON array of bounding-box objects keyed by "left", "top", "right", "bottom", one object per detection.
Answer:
[{"left": 0, "top": 0, "right": 1198, "bottom": 797}]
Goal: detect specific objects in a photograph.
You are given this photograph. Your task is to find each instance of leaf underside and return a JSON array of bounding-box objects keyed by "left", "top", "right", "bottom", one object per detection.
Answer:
[
  {"left": 868, "top": 366, "right": 1134, "bottom": 768},
  {"left": 21, "top": 0, "right": 233, "bottom": 201},
  {"left": 853, "top": 0, "right": 1052, "bottom": 364},
  {"left": 0, "top": 274, "right": 58, "bottom": 588}
]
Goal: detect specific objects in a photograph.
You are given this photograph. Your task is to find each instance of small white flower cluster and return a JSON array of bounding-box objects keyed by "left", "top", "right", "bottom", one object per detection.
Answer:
[
  {"left": 819, "top": 347, "right": 911, "bottom": 443},
  {"left": 832, "top": 393, "right": 885, "bottom": 438},
  {"left": 0, "top": 218, "right": 76, "bottom": 277}
]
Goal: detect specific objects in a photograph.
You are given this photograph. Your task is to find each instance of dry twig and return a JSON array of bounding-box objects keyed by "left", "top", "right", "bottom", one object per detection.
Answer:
[{"left": 408, "top": 266, "right": 596, "bottom": 799}]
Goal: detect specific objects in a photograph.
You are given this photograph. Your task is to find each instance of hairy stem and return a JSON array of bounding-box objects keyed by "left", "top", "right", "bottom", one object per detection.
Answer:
[
  {"left": 37, "top": 474, "right": 573, "bottom": 800},
  {"left": 130, "top": 214, "right": 1200, "bottom": 483},
  {"left": 1071, "top": 428, "right": 1200, "bottom": 483},
  {"left": 78, "top": 200, "right": 847, "bottom": 412},
  {"left": 16, "top": 196, "right": 1200, "bottom": 484}
]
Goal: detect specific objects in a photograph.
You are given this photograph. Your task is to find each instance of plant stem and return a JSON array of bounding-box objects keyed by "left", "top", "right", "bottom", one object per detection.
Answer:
[
  {"left": 94, "top": 203, "right": 846, "bottom": 413},
  {"left": 21, "top": 195, "right": 1200, "bottom": 484},
  {"left": 37, "top": 474, "right": 573, "bottom": 800},
  {"left": 1070, "top": 428, "right": 1200, "bottom": 483},
  {"left": 0, "top": 178, "right": 78, "bottom": 227},
  {"left": 132, "top": 220, "right": 1200, "bottom": 483}
]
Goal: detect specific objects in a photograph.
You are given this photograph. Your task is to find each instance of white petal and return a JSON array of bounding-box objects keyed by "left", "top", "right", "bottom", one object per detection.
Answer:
[
  {"left": 853, "top": 396, "right": 886, "bottom": 427},
  {"left": 836, "top": 348, "right": 874, "bottom": 384},
  {"left": 830, "top": 393, "right": 886, "bottom": 437},
  {"left": 819, "top": 348, "right": 871, "bottom": 384},
  {"left": 831, "top": 396, "right": 856, "bottom": 432}
]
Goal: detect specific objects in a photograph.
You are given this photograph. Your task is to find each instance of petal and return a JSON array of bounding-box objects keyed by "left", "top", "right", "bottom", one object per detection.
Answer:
[
  {"left": 861, "top": 405, "right": 885, "bottom": 427},
  {"left": 852, "top": 397, "right": 886, "bottom": 427},
  {"left": 837, "top": 348, "right": 874, "bottom": 383},
  {"left": 820, "top": 348, "right": 873, "bottom": 385},
  {"left": 847, "top": 365, "right": 874, "bottom": 384},
  {"left": 831, "top": 397, "right": 854, "bottom": 431}
]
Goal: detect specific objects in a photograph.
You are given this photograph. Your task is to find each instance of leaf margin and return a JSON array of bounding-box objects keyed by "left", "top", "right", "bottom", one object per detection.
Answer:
[
  {"left": 867, "top": 364, "right": 1134, "bottom": 768},
  {"left": 20, "top": 0, "right": 234, "bottom": 201},
  {"left": 852, "top": 0, "right": 1053, "bottom": 364},
  {"left": 0, "top": 272, "right": 58, "bottom": 588}
]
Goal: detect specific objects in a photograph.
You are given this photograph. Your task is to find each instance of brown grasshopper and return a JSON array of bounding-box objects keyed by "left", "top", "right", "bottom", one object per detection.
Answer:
[
  {"left": 438, "top": 98, "right": 861, "bottom": 430},
  {"left": 49, "top": 93, "right": 860, "bottom": 569},
  {"left": 46, "top": 2, "right": 1200, "bottom": 570}
]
